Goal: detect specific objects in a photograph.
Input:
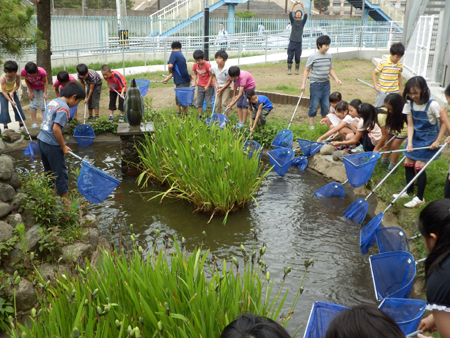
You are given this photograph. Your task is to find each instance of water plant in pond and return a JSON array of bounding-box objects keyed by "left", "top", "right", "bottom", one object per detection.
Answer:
[{"left": 137, "top": 116, "right": 271, "bottom": 223}]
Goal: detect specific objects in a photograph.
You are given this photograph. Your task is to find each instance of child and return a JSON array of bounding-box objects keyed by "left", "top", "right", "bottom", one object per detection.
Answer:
[
  {"left": 416, "top": 200, "right": 450, "bottom": 338},
  {"left": 76, "top": 64, "right": 102, "bottom": 120},
  {"left": 225, "top": 66, "right": 256, "bottom": 127},
  {"left": 37, "top": 82, "right": 85, "bottom": 200},
  {"left": 246, "top": 89, "right": 272, "bottom": 133},
  {"left": 0, "top": 61, "right": 25, "bottom": 131},
  {"left": 320, "top": 92, "right": 342, "bottom": 130},
  {"left": 101, "top": 65, "right": 127, "bottom": 122},
  {"left": 301, "top": 35, "right": 342, "bottom": 130},
  {"left": 372, "top": 42, "right": 404, "bottom": 107},
  {"left": 162, "top": 41, "right": 191, "bottom": 116},
  {"left": 317, "top": 101, "right": 354, "bottom": 143},
  {"left": 332, "top": 103, "right": 382, "bottom": 152},
  {"left": 211, "top": 50, "right": 230, "bottom": 115},
  {"left": 396, "top": 76, "right": 450, "bottom": 208},
  {"left": 287, "top": 0, "right": 307, "bottom": 75},
  {"left": 20, "top": 62, "right": 48, "bottom": 128},
  {"left": 53, "top": 70, "right": 78, "bottom": 119},
  {"left": 192, "top": 50, "right": 213, "bottom": 119},
  {"left": 348, "top": 99, "right": 362, "bottom": 132},
  {"left": 220, "top": 313, "right": 291, "bottom": 338}
]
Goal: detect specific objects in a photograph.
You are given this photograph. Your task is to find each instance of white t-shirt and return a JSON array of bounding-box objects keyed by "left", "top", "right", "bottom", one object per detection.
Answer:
[
  {"left": 210, "top": 65, "right": 230, "bottom": 88},
  {"left": 357, "top": 118, "right": 382, "bottom": 145},
  {"left": 402, "top": 100, "right": 440, "bottom": 125},
  {"left": 342, "top": 115, "right": 354, "bottom": 126}
]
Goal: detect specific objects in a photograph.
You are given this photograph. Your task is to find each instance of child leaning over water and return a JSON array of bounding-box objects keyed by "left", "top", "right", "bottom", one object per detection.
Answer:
[
  {"left": 317, "top": 101, "right": 354, "bottom": 143},
  {"left": 246, "top": 89, "right": 272, "bottom": 133},
  {"left": 320, "top": 92, "right": 342, "bottom": 130},
  {"left": 0, "top": 61, "right": 25, "bottom": 132},
  {"left": 21, "top": 61, "right": 48, "bottom": 128},
  {"left": 192, "top": 50, "right": 213, "bottom": 119},
  {"left": 101, "top": 64, "right": 127, "bottom": 122}
]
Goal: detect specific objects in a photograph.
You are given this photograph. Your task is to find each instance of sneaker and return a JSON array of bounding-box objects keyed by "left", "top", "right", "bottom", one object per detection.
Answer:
[
  {"left": 237, "top": 122, "right": 244, "bottom": 128},
  {"left": 119, "top": 115, "right": 124, "bottom": 122},
  {"left": 87, "top": 116, "right": 94, "bottom": 121},
  {"left": 404, "top": 196, "right": 425, "bottom": 208},
  {"left": 94, "top": 116, "right": 99, "bottom": 120},
  {"left": 309, "top": 126, "right": 315, "bottom": 130},
  {"left": 19, "top": 125, "right": 25, "bottom": 131},
  {"left": 351, "top": 145, "right": 364, "bottom": 153},
  {"left": 109, "top": 115, "right": 114, "bottom": 121},
  {"left": 31, "top": 123, "right": 38, "bottom": 128},
  {"left": 392, "top": 191, "right": 409, "bottom": 199}
]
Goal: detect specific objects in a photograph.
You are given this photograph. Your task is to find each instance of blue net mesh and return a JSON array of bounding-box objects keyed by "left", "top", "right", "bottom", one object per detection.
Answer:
[
  {"left": 23, "top": 141, "right": 39, "bottom": 157},
  {"left": 375, "top": 226, "right": 410, "bottom": 253},
  {"left": 360, "top": 212, "right": 384, "bottom": 255},
  {"left": 379, "top": 298, "right": 427, "bottom": 335},
  {"left": 268, "top": 148, "right": 294, "bottom": 177},
  {"left": 243, "top": 140, "right": 263, "bottom": 160},
  {"left": 272, "top": 130, "right": 293, "bottom": 149},
  {"left": 314, "top": 182, "right": 345, "bottom": 198},
  {"left": 74, "top": 124, "right": 95, "bottom": 147},
  {"left": 369, "top": 251, "right": 416, "bottom": 301},
  {"left": 291, "top": 156, "right": 307, "bottom": 170},
  {"left": 135, "top": 79, "right": 151, "bottom": 97},
  {"left": 297, "top": 139, "right": 324, "bottom": 156},
  {"left": 343, "top": 152, "right": 381, "bottom": 187},
  {"left": 206, "top": 113, "right": 228, "bottom": 129},
  {"left": 304, "top": 301, "right": 348, "bottom": 338},
  {"left": 174, "top": 87, "right": 195, "bottom": 106},
  {"left": 343, "top": 199, "right": 368, "bottom": 224},
  {"left": 69, "top": 103, "right": 78, "bottom": 119},
  {"left": 77, "top": 161, "right": 121, "bottom": 203}
]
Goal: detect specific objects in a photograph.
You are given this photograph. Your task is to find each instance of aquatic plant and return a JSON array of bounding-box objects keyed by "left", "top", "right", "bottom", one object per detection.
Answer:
[
  {"left": 8, "top": 235, "right": 310, "bottom": 338},
  {"left": 137, "top": 116, "right": 270, "bottom": 223}
]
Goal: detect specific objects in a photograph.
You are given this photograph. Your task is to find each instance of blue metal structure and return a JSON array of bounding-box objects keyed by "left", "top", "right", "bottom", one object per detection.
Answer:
[{"left": 346, "top": 0, "right": 402, "bottom": 31}]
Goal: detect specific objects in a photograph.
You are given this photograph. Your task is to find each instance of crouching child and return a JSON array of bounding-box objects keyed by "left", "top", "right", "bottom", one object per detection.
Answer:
[{"left": 246, "top": 89, "right": 272, "bottom": 133}]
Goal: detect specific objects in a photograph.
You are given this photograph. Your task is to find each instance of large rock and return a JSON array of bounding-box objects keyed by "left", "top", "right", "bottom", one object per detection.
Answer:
[
  {"left": 14, "top": 279, "right": 37, "bottom": 312},
  {"left": 62, "top": 243, "right": 92, "bottom": 265},
  {"left": 28, "top": 127, "right": 40, "bottom": 139},
  {"left": 83, "top": 228, "right": 100, "bottom": 252},
  {"left": 38, "top": 263, "right": 70, "bottom": 287},
  {"left": 6, "top": 213, "right": 23, "bottom": 228},
  {"left": 0, "top": 155, "right": 14, "bottom": 171},
  {"left": 23, "top": 225, "right": 43, "bottom": 252},
  {"left": 0, "top": 162, "right": 12, "bottom": 180},
  {"left": 332, "top": 150, "right": 347, "bottom": 162},
  {"left": 82, "top": 214, "right": 99, "bottom": 228},
  {"left": 0, "top": 221, "right": 13, "bottom": 242},
  {"left": 320, "top": 144, "right": 335, "bottom": 156},
  {"left": 3, "top": 172, "right": 21, "bottom": 190},
  {"left": 0, "top": 201, "right": 11, "bottom": 218},
  {"left": 91, "top": 236, "right": 112, "bottom": 267},
  {"left": 2, "top": 130, "right": 22, "bottom": 143},
  {"left": 0, "top": 139, "right": 5, "bottom": 154},
  {"left": 0, "top": 183, "right": 16, "bottom": 202}
]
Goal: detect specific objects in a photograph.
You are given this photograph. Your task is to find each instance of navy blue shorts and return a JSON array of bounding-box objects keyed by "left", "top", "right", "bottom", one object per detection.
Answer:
[{"left": 38, "top": 139, "right": 69, "bottom": 195}]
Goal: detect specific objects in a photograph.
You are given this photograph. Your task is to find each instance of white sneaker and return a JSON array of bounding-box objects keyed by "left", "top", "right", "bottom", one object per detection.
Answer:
[
  {"left": 31, "top": 123, "right": 38, "bottom": 128},
  {"left": 393, "top": 191, "right": 409, "bottom": 199},
  {"left": 351, "top": 144, "right": 364, "bottom": 153},
  {"left": 404, "top": 196, "right": 425, "bottom": 208}
]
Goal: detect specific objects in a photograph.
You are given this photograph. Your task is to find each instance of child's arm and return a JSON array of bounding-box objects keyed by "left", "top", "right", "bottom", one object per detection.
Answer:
[
  {"left": 12, "top": 76, "right": 20, "bottom": 97},
  {"left": 162, "top": 73, "right": 173, "bottom": 84},
  {"left": 398, "top": 74, "right": 403, "bottom": 96},
  {"left": 433, "top": 106, "right": 450, "bottom": 148},
  {"left": 24, "top": 79, "right": 34, "bottom": 100},
  {"left": 43, "top": 76, "right": 48, "bottom": 100},
  {"left": 373, "top": 126, "right": 389, "bottom": 152},
  {"left": 54, "top": 87, "right": 60, "bottom": 97},
  {"left": 0, "top": 78, "right": 15, "bottom": 106},
  {"left": 228, "top": 87, "right": 244, "bottom": 108},
  {"left": 192, "top": 73, "right": 198, "bottom": 87},
  {"left": 204, "top": 72, "right": 213, "bottom": 92},
  {"left": 251, "top": 103, "right": 263, "bottom": 133},
  {"left": 86, "top": 84, "right": 94, "bottom": 104},
  {"left": 317, "top": 121, "right": 347, "bottom": 142},
  {"left": 121, "top": 82, "right": 126, "bottom": 97},
  {"left": 53, "top": 122, "right": 72, "bottom": 154},
  {"left": 220, "top": 80, "right": 231, "bottom": 95},
  {"left": 329, "top": 68, "right": 342, "bottom": 85},
  {"left": 332, "top": 130, "right": 363, "bottom": 146},
  {"left": 405, "top": 114, "right": 414, "bottom": 151},
  {"left": 372, "top": 69, "right": 380, "bottom": 92},
  {"left": 301, "top": 67, "right": 310, "bottom": 92}
]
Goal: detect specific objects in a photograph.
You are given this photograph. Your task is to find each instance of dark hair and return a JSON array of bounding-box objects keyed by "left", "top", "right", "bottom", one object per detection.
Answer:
[
  {"left": 61, "top": 82, "right": 86, "bottom": 100},
  {"left": 390, "top": 42, "right": 405, "bottom": 56},
  {"left": 357, "top": 103, "right": 378, "bottom": 131},
  {"left": 403, "top": 76, "right": 430, "bottom": 105},
  {"left": 246, "top": 89, "right": 257, "bottom": 99},
  {"left": 56, "top": 70, "right": 70, "bottom": 84},
  {"left": 171, "top": 41, "right": 182, "bottom": 50},
  {"left": 383, "top": 93, "right": 407, "bottom": 134},
  {"left": 418, "top": 199, "right": 450, "bottom": 286},
  {"left": 329, "top": 92, "right": 342, "bottom": 103},
  {"left": 101, "top": 64, "right": 111, "bottom": 72},
  {"left": 220, "top": 22, "right": 224, "bottom": 25},
  {"left": 349, "top": 99, "right": 362, "bottom": 110},
  {"left": 317, "top": 35, "right": 331, "bottom": 49},
  {"left": 215, "top": 50, "right": 228, "bottom": 61},
  {"left": 3, "top": 61, "right": 18, "bottom": 73},
  {"left": 445, "top": 83, "right": 450, "bottom": 97},
  {"left": 76, "top": 63, "right": 88, "bottom": 75},
  {"left": 229, "top": 66, "right": 240, "bottom": 77},
  {"left": 326, "top": 305, "right": 404, "bottom": 338},
  {"left": 24, "top": 62, "right": 38, "bottom": 74},
  {"left": 193, "top": 50, "right": 205, "bottom": 60},
  {"left": 336, "top": 101, "right": 348, "bottom": 113},
  {"left": 220, "top": 313, "right": 291, "bottom": 338},
  {"left": 295, "top": 10, "right": 302, "bottom": 16}
]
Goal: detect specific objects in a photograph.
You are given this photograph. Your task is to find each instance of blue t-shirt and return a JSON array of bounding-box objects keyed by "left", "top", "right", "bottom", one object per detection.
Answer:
[
  {"left": 168, "top": 51, "right": 191, "bottom": 85},
  {"left": 251, "top": 95, "right": 273, "bottom": 111},
  {"left": 37, "top": 98, "right": 69, "bottom": 146}
]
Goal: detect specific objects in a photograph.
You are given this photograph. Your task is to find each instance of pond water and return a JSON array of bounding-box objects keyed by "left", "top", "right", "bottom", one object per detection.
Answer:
[{"left": 12, "top": 141, "right": 377, "bottom": 334}]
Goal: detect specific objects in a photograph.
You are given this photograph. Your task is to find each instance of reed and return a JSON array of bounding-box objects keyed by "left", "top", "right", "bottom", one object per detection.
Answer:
[{"left": 137, "top": 116, "right": 270, "bottom": 223}]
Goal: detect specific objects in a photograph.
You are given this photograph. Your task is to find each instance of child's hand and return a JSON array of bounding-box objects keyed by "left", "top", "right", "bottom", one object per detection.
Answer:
[
  {"left": 418, "top": 314, "right": 436, "bottom": 333},
  {"left": 28, "top": 91, "right": 35, "bottom": 100},
  {"left": 301, "top": 85, "right": 305, "bottom": 92},
  {"left": 406, "top": 142, "right": 413, "bottom": 152},
  {"left": 430, "top": 140, "right": 440, "bottom": 150},
  {"left": 317, "top": 137, "right": 323, "bottom": 142},
  {"left": 374, "top": 85, "right": 380, "bottom": 92},
  {"left": 162, "top": 78, "right": 170, "bottom": 84},
  {"left": 332, "top": 141, "right": 341, "bottom": 146},
  {"left": 43, "top": 91, "right": 47, "bottom": 100},
  {"left": 446, "top": 136, "right": 450, "bottom": 144},
  {"left": 250, "top": 127, "right": 254, "bottom": 134},
  {"left": 320, "top": 118, "right": 326, "bottom": 124},
  {"left": 204, "top": 85, "right": 209, "bottom": 92},
  {"left": 62, "top": 145, "right": 72, "bottom": 154},
  {"left": 85, "top": 98, "right": 90, "bottom": 105},
  {"left": 11, "top": 101, "right": 17, "bottom": 107},
  {"left": 336, "top": 79, "right": 342, "bottom": 85}
]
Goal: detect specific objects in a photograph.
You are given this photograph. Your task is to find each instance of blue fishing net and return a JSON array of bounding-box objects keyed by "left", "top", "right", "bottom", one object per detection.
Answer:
[
  {"left": 360, "top": 212, "right": 384, "bottom": 255},
  {"left": 290, "top": 156, "right": 307, "bottom": 170},
  {"left": 135, "top": 79, "right": 151, "bottom": 97},
  {"left": 343, "top": 198, "right": 368, "bottom": 224},
  {"left": 343, "top": 152, "right": 381, "bottom": 187},
  {"left": 268, "top": 148, "right": 294, "bottom": 177},
  {"left": 23, "top": 141, "right": 39, "bottom": 157},
  {"left": 297, "top": 139, "right": 324, "bottom": 156},
  {"left": 272, "top": 129, "right": 293, "bottom": 149},
  {"left": 174, "top": 87, "right": 195, "bottom": 106},
  {"left": 243, "top": 140, "right": 263, "bottom": 160},
  {"left": 77, "top": 161, "right": 121, "bottom": 203},
  {"left": 74, "top": 124, "right": 95, "bottom": 147},
  {"left": 369, "top": 251, "right": 416, "bottom": 301},
  {"left": 303, "top": 301, "right": 348, "bottom": 338},
  {"left": 379, "top": 298, "right": 426, "bottom": 335},
  {"left": 375, "top": 226, "right": 410, "bottom": 253},
  {"left": 69, "top": 103, "right": 78, "bottom": 119},
  {"left": 314, "top": 182, "right": 345, "bottom": 198},
  {"left": 206, "top": 113, "right": 228, "bottom": 129}
]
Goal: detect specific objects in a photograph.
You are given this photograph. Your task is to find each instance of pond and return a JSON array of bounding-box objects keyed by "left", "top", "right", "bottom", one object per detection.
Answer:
[{"left": 12, "top": 141, "right": 376, "bottom": 334}]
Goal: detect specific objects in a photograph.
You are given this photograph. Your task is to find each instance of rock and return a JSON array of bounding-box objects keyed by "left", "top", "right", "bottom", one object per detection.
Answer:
[
  {"left": 2, "top": 130, "right": 22, "bottom": 143},
  {"left": 3, "top": 172, "right": 21, "bottom": 190},
  {"left": 24, "top": 225, "right": 43, "bottom": 252},
  {"left": 28, "top": 127, "right": 40, "bottom": 139},
  {"left": 0, "top": 183, "right": 16, "bottom": 202},
  {"left": 90, "top": 237, "right": 112, "bottom": 267},
  {"left": 62, "top": 243, "right": 92, "bottom": 265},
  {"left": 4, "top": 249, "right": 22, "bottom": 274},
  {"left": 14, "top": 279, "right": 37, "bottom": 312},
  {"left": 320, "top": 144, "right": 335, "bottom": 156},
  {"left": 38, "top": 263, "right": 70, "bottom": 287},
  {"left": 10, "top": 193, "right": 26, "bottom": 214},
  {"left": 0, "top": 139, "right": 5, "bottom": 154},
  {"left": 0, "top": 155, "right": 14, "bottom": 171},
  {"left": 82, "top": 214, "right": 99, "bottom": 228},
  {"left": 0, "top": 201, "right": 11, "bottom": 218},
  {"left": 82, "top": 228, "right": 100, "bottom": 251},
  {"left": 6, "top": 214, "right": 23, "bottom": 228},
  {"left": 0, "top": 163, "right": 12, "bottom": 180},
  {"left": 332, "top": 150, "right": 347, "bottom": 162},
  {"left": 0, "top": 221, "right": 13, "bottom": 242}
]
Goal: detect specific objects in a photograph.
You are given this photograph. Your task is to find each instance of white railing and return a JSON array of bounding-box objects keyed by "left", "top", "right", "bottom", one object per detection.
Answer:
[
  {"left": 370, "top": 0, "right": 404, "bottom": 24},
  {"left": 150, "top": 0, "right": 190, "bottom": 18}
]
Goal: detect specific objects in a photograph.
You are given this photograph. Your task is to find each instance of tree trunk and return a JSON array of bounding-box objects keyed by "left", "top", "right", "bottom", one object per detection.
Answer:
[{"left": 36, "top": 0, "right": 52, "bottom": 85}]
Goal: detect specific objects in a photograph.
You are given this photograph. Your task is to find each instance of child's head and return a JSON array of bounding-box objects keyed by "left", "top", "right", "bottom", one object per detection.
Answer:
[
  {"left": 100, "top": 64, "right": 113, "bottom": 80},
  {"left": 335, "top": 101, "right": 349, "bottom": 119},
  {"left": 228, "top": 66, "right": 240, "bottom": 82},
  {"left": 357, "top": 103, "right": 378, "bottom": 131},
  {"left": 3, "top": 61, "right": 18, "bottom": 74},
  {"left": 295, "top": 10, "right": 303, "bottom": 19},
  {"left": 246, "top": 89, "right": 258, "bottom": 104},
  {"left": 403, "top": 76, "right": 430, "bottom": 105},
  {"left": 326, "top": 305, "right": 404, "bottom": 338},
  {"left": 60, "top": 82, "right": 86, "bottom": 108},
  {"left": 389, "top": 42, "right": 405, "bottom": 64},
  {"left": 220, "top": 313, "right": 291, "bottom": 338},
  {"left": 219, "top": 23, "right": 224, "bottom": 30},
  {"left": 215, "top": 50, "right": 228, "bottom": 67},
  {"left": 445, "top": 83, "right": 450, "bottom": 105},
  {"left": 384, "top": 93, "right": 407, "bottom": 134},
  {"left": 193, "top": 50, "right": 205, "bottom": 66},
  {"left": 171, "top": 41, "right": 182, "bottom": 51},
  {"left": 76, "top": 64, "right": 89, "bottom": 79},
  {"left": 56, "top": 70, "right": 70, "bottom": 85},
  {"left": 348, "top": 99, "right": 362, "bottom": 118},
  {"left": 24, "top": 62, "right": 38, "bottom": 76},
  {"left": 316, "top": 35, "right": 331, "bottom": 52},
  {"left": 329, "top": 92, "right": 342, "bottom": 108}
]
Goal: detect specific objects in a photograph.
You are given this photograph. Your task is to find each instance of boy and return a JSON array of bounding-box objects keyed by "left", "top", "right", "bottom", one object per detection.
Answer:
[
  {"left": 76, "top": 64, "right": 102, "bottom": 120},
  {"left": 0, "top": 61, "right": 25, "bottom": 131},
  {"left": 301, "top": 35, "right": 342, "bottom": 130},
  {"left": 53, "top": 70, "right": 78, "bottom": 119},
  {"left": 225, "top": 66, "right": 256, "bottom": 127},
  {"left": 20, "top": 62, "right": 48, "bottom": 128},
  {"left": 101, "top": 64, "right": 127, "bottom": 122},
  {"left": 37, "top": 82, "right": 85, "bottom": 200},
  {"left": 162, "top": 41, "right": 191, "bottom": 116},
  {"left": 192, "top": 50, "right": 213, "bottom": 119},
  {"left": 211, "top": 50, "right": 231, "bottom": 115},
  {"left": 246, "top": 89, "right": 272, "bottom": 134},
  {"left": 372, "top": 42, "right": 404, "bottom": 107}
]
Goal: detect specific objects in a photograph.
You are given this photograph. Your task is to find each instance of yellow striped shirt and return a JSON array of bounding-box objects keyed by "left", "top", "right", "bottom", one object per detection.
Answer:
[{"left": 375, "top": 56, "right": 403, "bottom": 92}]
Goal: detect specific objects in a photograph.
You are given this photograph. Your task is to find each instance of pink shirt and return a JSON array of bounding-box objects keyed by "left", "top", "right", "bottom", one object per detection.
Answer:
[
  {"left": 192, "top": 62, "right": 212, "bottom": 87},
  {"left": 232, "top": 70, "right": 255, "bottom": 91},
  {"left": 20, "top": 67, "right": 47, "bottom": 90},
  {"left": 357, "top": 119, "right": 382, "bottom": 145},
  {"left": 53, "top": 74, "right": 77, "bottom": 89}
]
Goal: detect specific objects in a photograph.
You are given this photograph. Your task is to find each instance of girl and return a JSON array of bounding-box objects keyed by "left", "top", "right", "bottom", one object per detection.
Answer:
[
  {"left": 317, "top": 101, "right": 354, "bottom": 142},
  {"left": 220, "top": 313, "right": 290, "bottom": 338},
  {"left": 395, "top": 76, "right": 450, "bottom": 208},
  {"left": 416, "top": 199, "right": 450, "bottom": 338},
  {"left": 320, "top": 92, "right": 342, "bottom": 130},
  {"left": 0, "top": 61, "right": 25, "bottom": 132},
  {"left": 332, "top": 103, "right": 381, "bottom": 152}
]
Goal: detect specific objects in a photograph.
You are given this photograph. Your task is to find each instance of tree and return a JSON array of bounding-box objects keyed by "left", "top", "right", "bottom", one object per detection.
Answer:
[
  {"left": 54, "top": 0, "right": 135, "bottom": 10},
  {"left": 314, "top": 0, "right": 330, "bottom": 14},
  {"left": 235, "top": 10, "right": 255, "bottom": 19},
  {"left": 36, "top": 0, "right": 52, "bottom": 84}
]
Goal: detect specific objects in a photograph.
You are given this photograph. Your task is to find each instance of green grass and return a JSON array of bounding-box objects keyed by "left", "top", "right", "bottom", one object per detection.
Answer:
[{"left": 260, "top": 83, "right": 302, "bottom": 96}]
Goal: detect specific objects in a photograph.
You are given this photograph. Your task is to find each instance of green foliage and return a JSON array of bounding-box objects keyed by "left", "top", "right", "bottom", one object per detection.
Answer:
[
  {"left": 51, "top": 60, "right": 164, "bottom": 76},
  {"left": 65, "top": 117, "right": 117, "bottom": 136},
  {"left": 0, "top": 296, "right": 14, "bottom": 331},
  {"left": 137, "top": 116, "right": 271, "bottom": 223},
  {"left": 54, "top": 0, "right": 134, "bottom": 10},
  {"left": 38, "top": 227, "right": 65, "bottom": 262},
  {"left": 235, "top": 10, "right": 256, "bottom": 18}
]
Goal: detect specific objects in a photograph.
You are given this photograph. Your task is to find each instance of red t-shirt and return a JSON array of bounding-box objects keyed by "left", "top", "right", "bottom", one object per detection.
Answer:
[
  {"left": 53, "top": 74, "right": 77, "bottom": 89},
  {"left": 105, "top": 71, "right": 127, "bottom": 92},
  {"left": 192, "top": 61, "right": 212, "bottom": 87}
]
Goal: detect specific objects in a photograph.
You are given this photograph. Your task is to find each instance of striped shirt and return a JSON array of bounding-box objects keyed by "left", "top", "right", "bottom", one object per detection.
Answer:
[
  {"left": 375, "top": 57, "right": 403, "bottom": 92},
  {"left": 78, "top": 69, "right": 102, "bottom": 85},
  {"left": 305, "top": 52, "right": 332, "bottom": 83}
]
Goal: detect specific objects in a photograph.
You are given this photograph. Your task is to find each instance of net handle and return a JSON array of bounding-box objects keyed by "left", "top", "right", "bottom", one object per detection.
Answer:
[
  {"left": 379, "top": 146, "right": 432, "bottom": 154},
  {"left": 356, "top": 78, "right": 374, "bottom": 88},
  {"left": 68, "top": 151, "right": 83, "bottom": 162},
  {"left": 11, "top": 98, "right": 32, "bottom": 139},
  {"left": 287, "top": 77, "right": 308, "bottom": 130},
  {"left": 406, "top": 330, "right": 422, "bottom": 337}
]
